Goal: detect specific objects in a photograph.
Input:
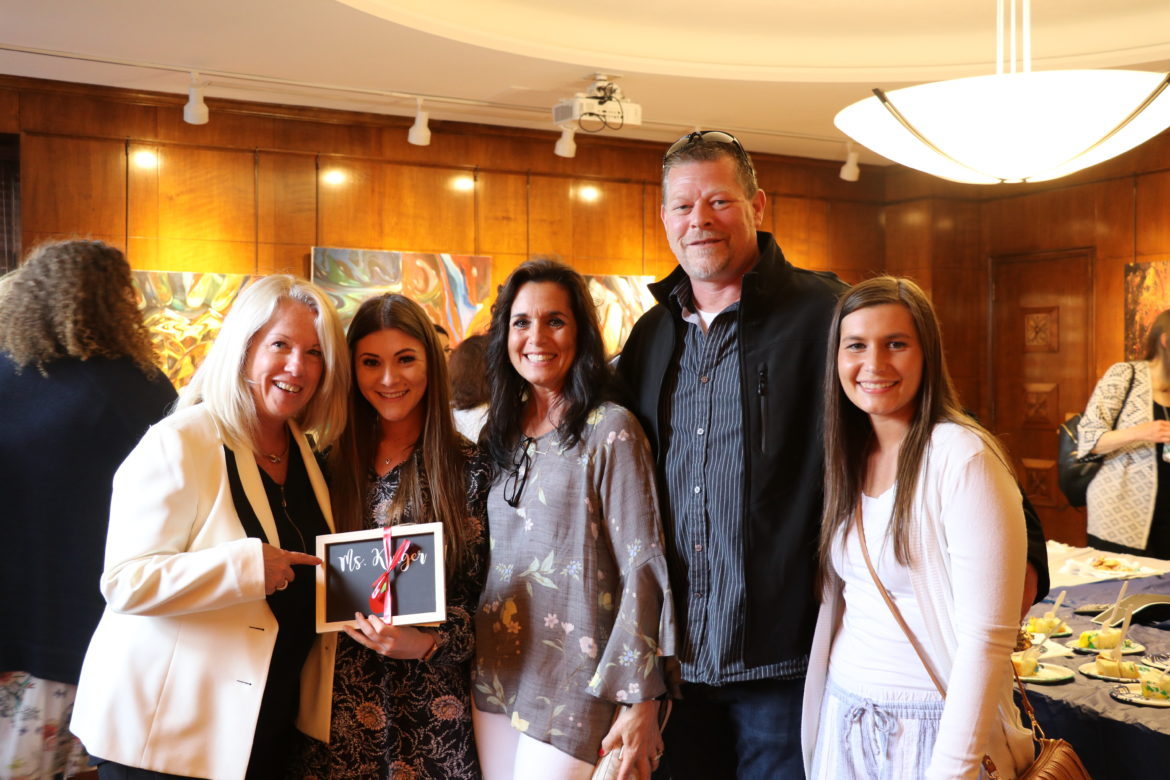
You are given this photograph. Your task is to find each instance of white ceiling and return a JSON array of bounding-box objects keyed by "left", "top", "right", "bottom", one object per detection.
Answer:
[{"left": 1, "top": 0, "right": 1168, "bottom": 165}]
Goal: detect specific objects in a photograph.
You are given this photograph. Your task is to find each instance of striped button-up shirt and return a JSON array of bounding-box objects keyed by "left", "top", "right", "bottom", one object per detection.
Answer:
[{"left": 661, "top": 281, "right": 804, "bottom": 684}]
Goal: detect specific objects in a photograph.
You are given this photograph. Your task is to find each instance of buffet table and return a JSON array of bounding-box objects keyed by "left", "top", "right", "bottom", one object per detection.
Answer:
[{"left": 1022, "top": 546, "right": 1170, "bottom": 779}]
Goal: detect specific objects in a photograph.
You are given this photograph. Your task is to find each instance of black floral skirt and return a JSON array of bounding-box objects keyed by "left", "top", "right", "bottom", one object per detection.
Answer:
[{"left": 290, "top": 635, "right": 480, "bottom": 780}]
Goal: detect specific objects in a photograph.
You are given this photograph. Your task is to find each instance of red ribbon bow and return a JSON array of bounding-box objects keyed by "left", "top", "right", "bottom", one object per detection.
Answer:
[{"left": 369, "top": 529, "right": 412, "bottom": 620}]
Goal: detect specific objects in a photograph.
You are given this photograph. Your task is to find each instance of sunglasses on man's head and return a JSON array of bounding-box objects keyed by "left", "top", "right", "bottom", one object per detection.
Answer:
[{"left": 663, "top": 130, "right": 747, "bottom": 163}]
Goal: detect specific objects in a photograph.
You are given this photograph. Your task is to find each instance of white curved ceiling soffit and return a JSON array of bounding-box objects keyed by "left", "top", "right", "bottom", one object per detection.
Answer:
[
  {"left": 0, "top": 0, "right": 1168, "bottom": 163},
  {"left": 340, "top": 0, "right": 1170, "bottom": 81}
]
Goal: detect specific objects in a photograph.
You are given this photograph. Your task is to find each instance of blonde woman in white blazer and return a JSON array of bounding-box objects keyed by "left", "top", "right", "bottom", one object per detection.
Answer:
[{"left": 71, "top": 275, "right": 349, "bottom": 780}]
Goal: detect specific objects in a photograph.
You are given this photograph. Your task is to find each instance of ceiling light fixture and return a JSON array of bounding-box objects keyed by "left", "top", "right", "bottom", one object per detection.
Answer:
[
  {"left": 408, "top": 98, "right": 431, "bottom": 146},
  {"left": 839, "top": 142, "right": 860, "bottom": 182},
  {"left": 554, "top": 126, "right": 577, "bottom": 158},
  {"left": 183, "top": 72, "right": 209, "bottom": 125},
  {"left": 834, "top": 0, "right": 1170, "bottom": 184}
]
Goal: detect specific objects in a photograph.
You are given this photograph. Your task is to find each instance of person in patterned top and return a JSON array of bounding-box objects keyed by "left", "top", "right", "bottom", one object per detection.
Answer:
[
  {"left": 473, "top": 259, "right": 676, "bottom": 780},
  {"left": 294, "top": 293, "right": 490, "bottom": 779}
]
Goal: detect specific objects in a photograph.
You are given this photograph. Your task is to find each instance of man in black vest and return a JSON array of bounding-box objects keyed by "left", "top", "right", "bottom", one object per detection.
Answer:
[{"left": 617, "top": 132, "right": 1046, "bottom": 779}]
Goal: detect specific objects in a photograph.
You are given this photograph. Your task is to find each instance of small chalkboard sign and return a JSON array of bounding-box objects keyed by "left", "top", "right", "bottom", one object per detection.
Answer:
[{"left": 315, "top": 523, "right": 446, "bottom": 632}]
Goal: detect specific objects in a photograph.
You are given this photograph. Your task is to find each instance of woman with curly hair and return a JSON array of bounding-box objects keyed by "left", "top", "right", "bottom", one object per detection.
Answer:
[
  {"left": 473, "top": 259, "right": 675, "bottom": 780},
  {"left": 0, "top": 240, "right": 177, "bottom": 779},
  {"left": 293, "top": 293, "right": 490, "bottom": 779}
]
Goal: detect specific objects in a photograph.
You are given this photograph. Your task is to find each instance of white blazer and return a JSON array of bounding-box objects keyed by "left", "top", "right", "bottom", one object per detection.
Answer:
[{"left": 71, "top": 405, "right": 337, "bottom": 780}]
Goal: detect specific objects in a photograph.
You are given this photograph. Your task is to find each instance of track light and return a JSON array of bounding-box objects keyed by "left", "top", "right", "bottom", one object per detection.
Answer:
[
  {"left": 183, "top": 72, "right": 209, "bottom": 125},
  {"left": 408, "top": 99, "right": 431, "bottom": 146},
  {"left": 840, "top": 142, "right": 860, "bottom": 182},
  {"left": 554, "top": 126, "right": 576, "bottom": 158}
]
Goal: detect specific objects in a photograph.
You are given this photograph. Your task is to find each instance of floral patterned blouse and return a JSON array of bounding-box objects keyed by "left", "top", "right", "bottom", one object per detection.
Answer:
[
  {"left": 294, "top": 442, "right": 491, "bottom": 780},
  {"left": 473, "top": 403, "right": 676, "bottom": 765}
]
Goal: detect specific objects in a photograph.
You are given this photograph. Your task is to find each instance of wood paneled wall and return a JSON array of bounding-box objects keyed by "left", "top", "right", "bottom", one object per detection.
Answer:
[
  {"left": 2, "top": 75, "right": 886, "bottom": 287},
  {"left": 883, "top": 130, "right": 1170, "bottom": 416}
]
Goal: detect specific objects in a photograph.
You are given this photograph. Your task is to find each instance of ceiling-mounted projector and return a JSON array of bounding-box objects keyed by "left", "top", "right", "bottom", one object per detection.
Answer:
[{"left": 553, "top": 74, "right": 642, "bottom": 129}]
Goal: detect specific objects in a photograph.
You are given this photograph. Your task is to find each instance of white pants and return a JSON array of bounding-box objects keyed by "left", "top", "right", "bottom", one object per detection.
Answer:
[
  {"left": 810, "top": 679, "right": 946, "bottom": 780},
  {"left": 472, "top": 704, "right": 594, "bottom": 780}
]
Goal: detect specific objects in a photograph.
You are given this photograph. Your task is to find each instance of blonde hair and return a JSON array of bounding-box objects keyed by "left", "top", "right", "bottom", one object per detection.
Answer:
[{"left": 178, "top": 274, "right": 349, "bottom": 451}]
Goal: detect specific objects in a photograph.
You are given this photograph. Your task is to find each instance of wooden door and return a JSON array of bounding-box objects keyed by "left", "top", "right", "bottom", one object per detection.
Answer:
[{"left": 991, "top": 249, "right": 1093, "bottom": 544}]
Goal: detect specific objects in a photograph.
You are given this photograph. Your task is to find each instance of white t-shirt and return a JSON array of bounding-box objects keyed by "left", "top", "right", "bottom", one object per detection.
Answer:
[{"left": 827, "top": 488, "right": 938, "bottom": 694}]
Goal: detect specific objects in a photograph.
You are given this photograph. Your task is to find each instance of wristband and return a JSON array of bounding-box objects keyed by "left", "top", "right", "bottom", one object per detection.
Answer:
[{"left": 419, "top": 633, "right": 439, "bottom": 662}]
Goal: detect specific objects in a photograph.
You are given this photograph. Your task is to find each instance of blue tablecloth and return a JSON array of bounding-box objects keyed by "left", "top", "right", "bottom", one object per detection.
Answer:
[{"left": 1024, "top": 575, "right": 1170, "bottom": 779}]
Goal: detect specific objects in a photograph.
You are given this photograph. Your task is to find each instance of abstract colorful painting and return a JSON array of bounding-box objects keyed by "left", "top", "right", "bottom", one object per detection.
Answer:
[
  {"left": 585, "top": 274, "right": 656, "bottom": 358},
  {"left": 133, "top": 270, "right": 254, "bottom": 388},
  {"left": 1124, "top": 261, "right": 1170, "bottom": 359},
  {"left": 312, "top": 247, "right": 492, "bottom": 340}
]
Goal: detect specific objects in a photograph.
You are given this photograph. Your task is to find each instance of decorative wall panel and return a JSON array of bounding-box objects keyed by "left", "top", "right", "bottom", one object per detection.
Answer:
[
  {"left": 1124, "top": 261, "right": 1170, "bottom": 360},
  {"left": 312, "top": 247, "right": 492, "bottom": 339},
  {"left": 133, "top": 270, "right": 254, "bottom": 387}
]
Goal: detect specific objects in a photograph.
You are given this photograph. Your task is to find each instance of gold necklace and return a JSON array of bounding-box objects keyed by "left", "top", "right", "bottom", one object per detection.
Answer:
[
  {"left": 261, "top": 432, "right": 291, "bottom": 464},
  {"left": 379, "top": 441, "right": 415, "bottom": 468}
]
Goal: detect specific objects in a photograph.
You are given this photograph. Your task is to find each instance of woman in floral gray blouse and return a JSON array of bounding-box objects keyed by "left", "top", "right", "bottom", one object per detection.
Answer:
[{"left": 473, "top": 259, "right": 676, "bottom": 780}]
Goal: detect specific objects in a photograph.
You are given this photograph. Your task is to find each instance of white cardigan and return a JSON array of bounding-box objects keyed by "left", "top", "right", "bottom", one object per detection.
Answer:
[
  {"left": 802, "top": 423, "right": 1034, "bottom": 780},
  {"left": 1077, "top": 360, "right": 1157, "bottom": 549},
  {"left": 71, "top": 405, "right": 338, "bottom": 780}
]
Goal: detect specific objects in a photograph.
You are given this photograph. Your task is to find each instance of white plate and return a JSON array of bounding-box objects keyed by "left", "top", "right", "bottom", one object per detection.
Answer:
[
  {"left": 1077, "top": 661, "right": 1152, "bottom": 683},
  {"left": 1019, "top": 663, "right": 1074, "bottom": 684},
  {"left": 1029, "top": 629, "right": 1072, "bottom": 640},
  {"left": 1109, "top": 683, "right": 1170, "bottom": 708},
  {"left": 1141, "top": 652, "right": 1169, "bottom": 671},
  {"left": 1058, "top": 555, "right": 1160, "bottom": 580},
  {"left": 1065, "top": 638, "right": 1144, "bottom": 655}
]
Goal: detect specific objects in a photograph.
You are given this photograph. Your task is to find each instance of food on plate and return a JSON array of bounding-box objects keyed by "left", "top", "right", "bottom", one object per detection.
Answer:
[
  {"left": 1090, "top": 556, "right": 1140, "bottom": 572},
  {"left": 1026, "top": 615, "right": 1070, "bottom": 635},
  {"left": 1076, "top": 628, "right": 1122, "bottom": 650},
  {"left": 1094, "top": 654, "right": 1141, "bottom": 679},
  {"left": 1139, "top": 671, "right": 1170, "bottom": 700},
  {"left": 1011, "top": 652, "right": 1039, "bottom": 676}
]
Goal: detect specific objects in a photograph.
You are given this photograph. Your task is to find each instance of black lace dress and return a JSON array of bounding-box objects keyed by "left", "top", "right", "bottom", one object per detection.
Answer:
[{"left": 293, "top": 442, "right": 490, "bottom": 780}]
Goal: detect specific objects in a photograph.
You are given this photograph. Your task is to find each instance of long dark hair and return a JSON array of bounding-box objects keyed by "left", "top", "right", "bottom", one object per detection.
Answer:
[
  {"left": 482, "top": 259, "right": 610, "bottom": 470},
  {"left": 449, "top": 333, "right": 490, "bottom": 411},
  {"left": 1144, "top": 309, "right": 1170, "bottom": 361},
  {"left": 820, "top": 276, "right": 1010, "bottom": 571},
  {"left": 329, "top": 294, "right": 469, "bottom": 574}
]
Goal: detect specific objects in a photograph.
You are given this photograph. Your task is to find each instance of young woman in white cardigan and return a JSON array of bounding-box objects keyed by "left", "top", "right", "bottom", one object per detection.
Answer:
[{"left": 802, "top": 277, "right": 1033, "bottom": 780}]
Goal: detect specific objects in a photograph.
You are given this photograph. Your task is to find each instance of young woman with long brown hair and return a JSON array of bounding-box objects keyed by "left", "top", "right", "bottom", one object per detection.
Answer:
[
  {"left": 803, "top": 277, "right": 1033, "bottom": 779},
  {"left": 295, "top": 293, "right": 489, "bottom": 779}
]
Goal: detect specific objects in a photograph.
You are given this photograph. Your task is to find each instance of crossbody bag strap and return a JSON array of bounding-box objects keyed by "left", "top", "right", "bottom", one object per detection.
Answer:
[
  {"left": 852, "top": 506, "right": 1001, "bottom": 778},
  {"left": 1111, "top": 363, "right": 1137, "bottom": 430}
]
